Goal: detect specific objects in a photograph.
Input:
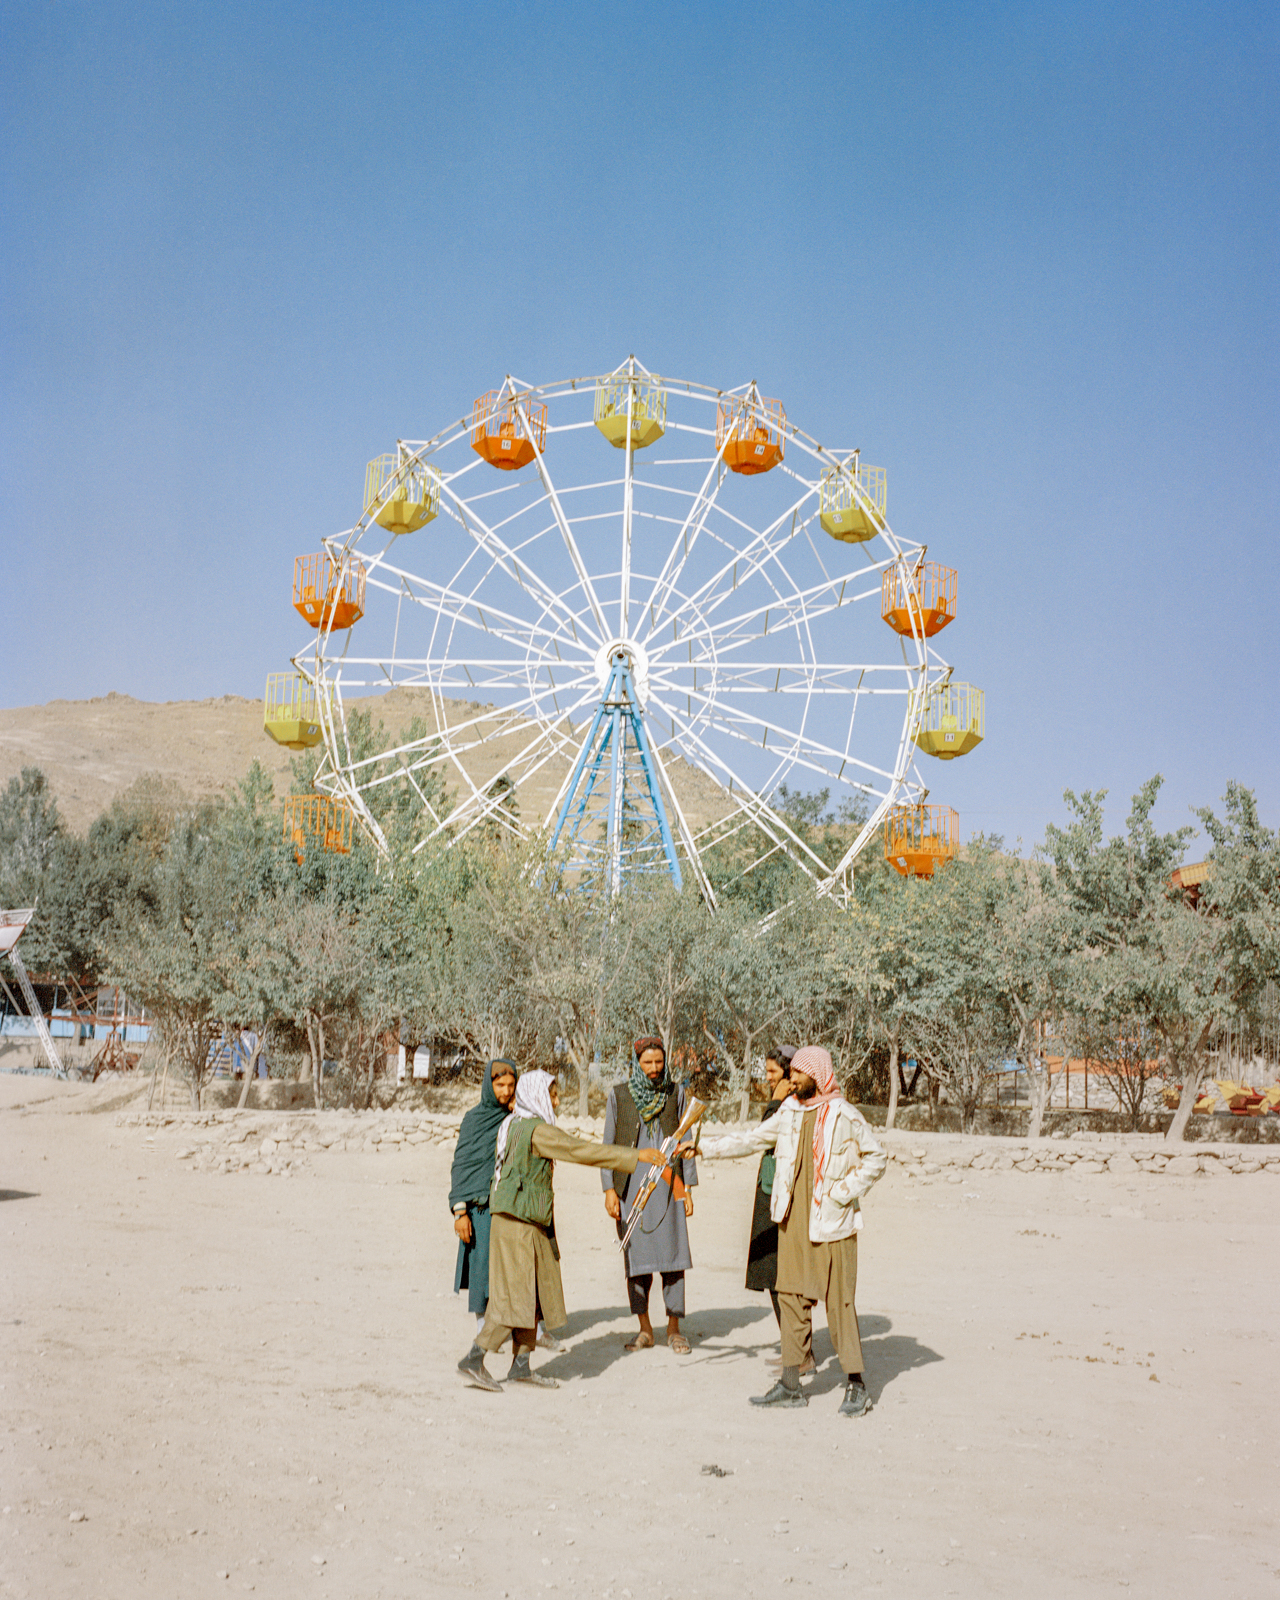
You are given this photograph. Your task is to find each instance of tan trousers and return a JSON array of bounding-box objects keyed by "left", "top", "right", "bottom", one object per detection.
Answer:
[
  {"left": 477, "top": 1316, "right": 535, "bottom": 1357},
  {"left": 778, "top": 1238, "right": 864, "bottom": 1376}
]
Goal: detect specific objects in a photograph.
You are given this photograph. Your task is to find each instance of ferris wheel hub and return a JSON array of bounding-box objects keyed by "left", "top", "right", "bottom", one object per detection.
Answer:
[{"left": 594, "top": 636, "right": 650, "bottom": 705}]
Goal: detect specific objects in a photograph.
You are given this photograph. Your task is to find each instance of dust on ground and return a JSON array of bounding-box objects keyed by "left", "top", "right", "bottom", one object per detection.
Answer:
[{"left": 1, "top": 1071, "right": 1277, "bottom": 1599}]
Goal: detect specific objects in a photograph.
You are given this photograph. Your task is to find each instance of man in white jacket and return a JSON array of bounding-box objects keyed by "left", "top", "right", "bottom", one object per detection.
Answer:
[{"left": 696, "top": 1045, "right": 886, "bottom": 1415}]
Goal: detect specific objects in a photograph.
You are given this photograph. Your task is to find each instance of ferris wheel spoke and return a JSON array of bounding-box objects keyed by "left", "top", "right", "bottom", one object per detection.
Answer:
[
  {"left": 654, "top": 522, "right": 889, "bottom": 653},
  {"left": 620, "top": 363, "right": 637, "bottom": 637},
  {"left": 650, "top": 662, "right": 917, "bottom": 696},
  {"left": 436, "top": 481, "right": 601, "bottom": 649},
  {"left": 647, "top": 567, "right": 899, "bottom": 666},
  {"left": 435, "top": 705, "right": 601, "bottom": 846},
  {"left": 361, "top": 561, "right": 591, "bottom": 669},
  {"left": 643, "top": 489, "right": 816, "bottom": 637},
  {"left": 642, "top": 696, "right": 836, "bottom": 879},
  {"left": 641, "top": 430, "right": 734, "bottom": 628},
  {"left": 514, "top": 396, "right": 609, "bottom": 641},
  {"left": 649, "top": 679, "right": 900, "bottom": 790}
]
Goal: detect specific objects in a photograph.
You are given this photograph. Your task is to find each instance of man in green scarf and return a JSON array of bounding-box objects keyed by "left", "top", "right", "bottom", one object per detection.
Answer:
[{"left": 602, "top": 1037, "right": 699, "bottom": 1354}]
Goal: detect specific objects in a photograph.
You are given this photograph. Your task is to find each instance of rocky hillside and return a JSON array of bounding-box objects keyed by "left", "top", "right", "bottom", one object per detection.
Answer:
[{"left": 0, "top": 689, "right": 732, "bottom": 837}]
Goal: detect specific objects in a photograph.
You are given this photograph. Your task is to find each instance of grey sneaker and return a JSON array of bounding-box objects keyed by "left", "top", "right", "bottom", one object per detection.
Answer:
[
  {"left": 508, "top": 1353, "right": 560, "bottom": 1389},
  {"left": 457, "top": 1344, "right": 503, "bottom": 1393},
  {"left": 838, "top": 1378, "right": 871, "bottom": 1417},
  {"left": 509, "top": 1368, "right": 560, "bottom": 1389},
  {"left": 749, "top": 1380, "right": 808, "bottom": 1409}
]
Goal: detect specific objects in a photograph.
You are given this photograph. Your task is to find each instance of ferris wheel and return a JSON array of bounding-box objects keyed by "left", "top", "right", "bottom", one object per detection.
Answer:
[{"left": 267, "top": 358, "right": 983, "bottom": 903}]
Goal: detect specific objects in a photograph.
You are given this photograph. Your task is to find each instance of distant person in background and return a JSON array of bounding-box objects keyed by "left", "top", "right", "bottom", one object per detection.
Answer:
[
  {"left": 602, "top": 1036, "right": 698, "bottom": 1354},
  {"left": 450, "top": 1059, "right": 518, "bottom": 1335}
]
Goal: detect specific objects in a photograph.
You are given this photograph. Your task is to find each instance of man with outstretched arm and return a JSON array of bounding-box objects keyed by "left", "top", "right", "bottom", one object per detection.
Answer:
[
  {"left": 693, "top": 1045, "right": 886, "bottom": 1416},
  {"left": 458, "top": 1069, "right": 665, "bottom": 1392}
]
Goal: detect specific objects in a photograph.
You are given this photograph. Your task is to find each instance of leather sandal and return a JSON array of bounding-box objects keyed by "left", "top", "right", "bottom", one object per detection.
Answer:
[
  {"left": 668, "top": 1332, "right": 692, "bottom": 1355},
  {"left": 624, "top": 1330, "right": 655, "bottom": 1351}
]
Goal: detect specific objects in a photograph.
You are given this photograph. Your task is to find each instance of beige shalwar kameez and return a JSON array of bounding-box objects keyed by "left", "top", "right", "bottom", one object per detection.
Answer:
[
  {"left": 477, "top": 1123, "right": 640, "bottom": 1355},
  {"left": 775, "top": 1108, "right": 864, "bottom": 1375}
]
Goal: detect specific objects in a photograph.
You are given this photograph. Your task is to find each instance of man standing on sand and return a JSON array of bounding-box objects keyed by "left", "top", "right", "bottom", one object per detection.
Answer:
[
  {"left": 695, "top": 1045, "right": 886, "bottom": 1416},
  {"left": 602, "top": 1037, "right": 698, "bottom": 1354},
  {"left": 458, "top": 1069, "right": 666, "bottom": 1392}
]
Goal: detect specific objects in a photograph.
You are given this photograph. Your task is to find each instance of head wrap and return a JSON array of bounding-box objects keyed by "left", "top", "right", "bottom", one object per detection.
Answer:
[
  {"left": 788, "top": 1045, "right": 844, "bottom": 1194},
  {"left": 779, "top": 1045, "right": 798, "bottom": 1069},
  {"left": 493, "top": 1068, "right": 558, "bottom": 1182},
  {"left": 448, "top": 1059, "right": 517, "bottom": 1209},
  {"left": 629, "top": 1038, "right": 670, "bottom": 1125}
]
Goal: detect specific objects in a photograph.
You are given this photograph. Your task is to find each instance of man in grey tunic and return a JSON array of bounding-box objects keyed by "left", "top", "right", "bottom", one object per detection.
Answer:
[{"left": 602, "top": 1037, "right": 698, "bottom": 1353}]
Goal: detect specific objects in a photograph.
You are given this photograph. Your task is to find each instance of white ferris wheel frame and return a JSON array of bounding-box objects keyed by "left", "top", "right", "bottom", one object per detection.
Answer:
[{"left": 291, "top": 358, "right": 955, "bottom": 905}]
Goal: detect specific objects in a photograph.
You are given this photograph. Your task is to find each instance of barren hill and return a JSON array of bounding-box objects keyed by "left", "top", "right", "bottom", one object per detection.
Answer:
[{"left": 0, "top": 690, "right": 732, "bottom": 839}]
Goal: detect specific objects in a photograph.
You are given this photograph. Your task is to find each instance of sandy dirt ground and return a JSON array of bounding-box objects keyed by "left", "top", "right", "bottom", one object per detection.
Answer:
[{"left": 2, "top": 1075, "right": 1277, "bottom": 1600}]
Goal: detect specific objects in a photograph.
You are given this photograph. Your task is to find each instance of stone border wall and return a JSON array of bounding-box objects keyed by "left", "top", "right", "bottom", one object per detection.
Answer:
[{"left": 113, "top": 1108, "right": 1280, "bottom": 1180}]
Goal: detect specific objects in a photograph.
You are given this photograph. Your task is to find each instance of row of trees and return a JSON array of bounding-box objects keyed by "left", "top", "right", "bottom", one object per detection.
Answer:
[{"left": 2, "top": 748, "right": 1276, "bottom": 1139}]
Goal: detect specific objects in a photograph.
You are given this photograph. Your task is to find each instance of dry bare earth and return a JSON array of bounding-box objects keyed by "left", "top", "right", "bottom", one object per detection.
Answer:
[
  {"left": 2, "top": 1076, "right": 1277, "bottom": 1600},
  {"left": 0, "top": 692, "right": 732, "bottom": 837}
]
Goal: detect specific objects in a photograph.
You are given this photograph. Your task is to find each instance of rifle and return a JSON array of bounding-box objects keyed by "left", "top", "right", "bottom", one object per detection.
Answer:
[{"left": 617, "top": 1095, "right": 707, "bottom": 1254}]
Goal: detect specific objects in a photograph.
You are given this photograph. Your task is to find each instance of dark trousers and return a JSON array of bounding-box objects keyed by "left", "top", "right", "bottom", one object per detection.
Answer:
[{"left": 628, "top": 1270, "right": 685, "bottom": 1318}]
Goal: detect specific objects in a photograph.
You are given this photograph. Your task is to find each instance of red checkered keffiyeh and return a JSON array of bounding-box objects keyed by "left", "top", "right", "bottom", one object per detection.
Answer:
[{"left": 789, "top": 1045, "right": 843, "bottom": 1194}]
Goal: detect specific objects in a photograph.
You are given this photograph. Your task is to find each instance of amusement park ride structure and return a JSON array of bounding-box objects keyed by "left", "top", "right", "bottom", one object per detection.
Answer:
[{"left": 265, "top": 358, "right": 984, "bottom": 898}]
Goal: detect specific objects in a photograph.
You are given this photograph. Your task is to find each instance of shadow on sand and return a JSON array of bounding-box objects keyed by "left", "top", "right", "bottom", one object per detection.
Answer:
[
  {"left": 540, "top": 1302, "right": 777, "bottom": 1380},
  {"left": 802, "top": 1318, "right": 944, "bottom": 1399},
  {"left": 0, "top": 1190, "right": 37, "bottom": 1203},
  {"left": 533, "top": 1301, "right": 942, "bottom": 1396}
]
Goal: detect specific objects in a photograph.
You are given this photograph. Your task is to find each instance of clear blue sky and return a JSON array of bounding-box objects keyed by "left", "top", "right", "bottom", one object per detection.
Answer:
[{"left": 3, "top": 1, "right": 1276, "bottom": 854}]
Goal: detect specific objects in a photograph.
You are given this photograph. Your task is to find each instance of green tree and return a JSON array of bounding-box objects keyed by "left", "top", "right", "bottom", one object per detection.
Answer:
[
  {"left": 101, "top": 800, "right": 241, "bottom": 1109},
  {"left": 1042, "top": 777, "right": 1230, "bottom": 1143}
]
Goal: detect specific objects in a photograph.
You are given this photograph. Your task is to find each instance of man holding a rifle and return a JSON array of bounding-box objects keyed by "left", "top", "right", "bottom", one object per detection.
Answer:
[{"left": 602, "top": 1037, "right": 699, "bottom": 1355}]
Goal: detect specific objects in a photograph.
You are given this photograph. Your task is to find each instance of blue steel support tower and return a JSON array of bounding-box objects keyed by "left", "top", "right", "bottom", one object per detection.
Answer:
[{"left": 548, "top": 648, "right": 683, "bottom": 895}]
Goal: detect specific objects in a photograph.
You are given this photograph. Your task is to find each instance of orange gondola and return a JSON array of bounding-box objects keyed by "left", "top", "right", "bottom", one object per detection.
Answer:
[
  {"left": 716, "top": 392, "right": 785, "bottom": 476},
  {"left": 283, "top": 794, "right": 354, "bottom": 860},
  {"left": 292, "top": 553, "right": 366, "bottom": 631},
  {"left": 882, "top": 562, "right": 957, "bottom": 638},
  {"left": 471, "top": 390, "right": 547, "bottom": 471},
  {"left": 884, "top": 803, "right": 959, "bottom": 877}
]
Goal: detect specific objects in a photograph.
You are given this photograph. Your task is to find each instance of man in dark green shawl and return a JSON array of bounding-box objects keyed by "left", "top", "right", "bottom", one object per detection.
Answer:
[{"left": 450, "top": 1060, "right": 517, "bottom": 1334}]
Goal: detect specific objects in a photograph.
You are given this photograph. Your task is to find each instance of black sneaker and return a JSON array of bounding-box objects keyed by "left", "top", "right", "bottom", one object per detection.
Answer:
[
  {"left": 457, "top": 1345, "right": 503, "bottom": 1393},
  {"left": 838, "top": 1378, "right": 871, "bottom": 1417},
  {"left": 749, "top": 1380, "right": 808, "bottom": 1408}
]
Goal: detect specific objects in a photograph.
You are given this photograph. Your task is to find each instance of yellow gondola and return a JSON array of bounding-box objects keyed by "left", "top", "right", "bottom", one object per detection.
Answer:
[
  {"left": 263, "top": 672, "right": 325, "bottom": 750},
  {"left": 594, "top": 376, "right": 667, "bottom": 450},
  {"left": 913, "top": 682, "right": 984, "bottom": 760},
  {"left": 364, "top": 450, "right": 440, "bottom": 534},
  {"left": 820, "top": 461, "right": 886, "bottom": 542}
]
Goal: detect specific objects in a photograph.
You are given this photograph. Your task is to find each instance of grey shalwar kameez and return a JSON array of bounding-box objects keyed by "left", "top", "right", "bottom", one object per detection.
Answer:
[{"left": 602, "top": 1082, "right": 698, "bottom": 1317}]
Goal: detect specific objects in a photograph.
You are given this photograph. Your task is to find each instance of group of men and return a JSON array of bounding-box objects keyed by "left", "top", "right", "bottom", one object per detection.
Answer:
[{"left": 448, "top": 1036, "right": 886, "bottom": 1417}]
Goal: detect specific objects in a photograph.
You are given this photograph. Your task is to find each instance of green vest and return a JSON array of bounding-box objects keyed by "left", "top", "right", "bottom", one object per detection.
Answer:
[{"left": 490, "top": 1117, "right": 554, "bottom": 1228}]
